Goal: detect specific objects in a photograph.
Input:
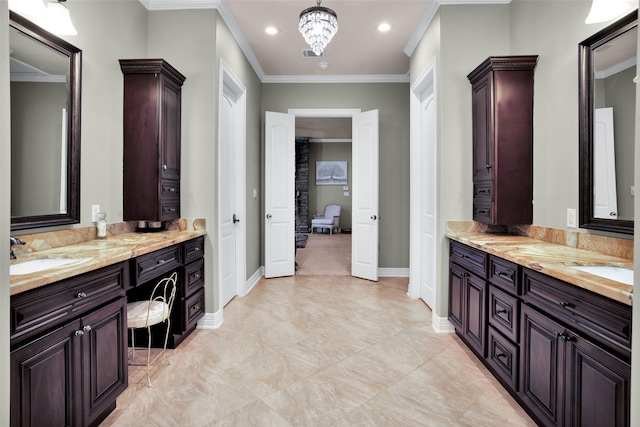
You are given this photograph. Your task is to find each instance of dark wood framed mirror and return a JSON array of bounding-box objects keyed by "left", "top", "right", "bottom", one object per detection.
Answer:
[
  {"left": 10, "top": 11, "right": 81, "bottom": 230},
  {"left": 579, "top": 10, "right": 637, "bottom": 235}
]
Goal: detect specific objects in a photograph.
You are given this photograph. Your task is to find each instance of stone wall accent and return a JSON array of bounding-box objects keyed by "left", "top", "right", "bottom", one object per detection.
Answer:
[{"left": 295, "top": 137, "right": 310, "bottom": 235}]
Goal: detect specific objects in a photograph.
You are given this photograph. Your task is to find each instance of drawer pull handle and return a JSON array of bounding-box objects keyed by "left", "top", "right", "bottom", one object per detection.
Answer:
[
  {"left": 193, "top": 305, "right": 201, "bottom": 312},
  {"left": 169, "top": 208, "right": 177, "bottom": 212},
  {"left": 83, "top": 325, "right": 92, "bottom": 332},
  {"left": 76, "top": 292, "right": 87, "bottom": 298},
  {"left": 477, "top": 209, "right": 488, "bottom": 215},
  {"left": 163, "top": 164, "right": 168, "bottom": 170},
  {"left": 558, "top": 301, "right": 571, "bottom": 308},
  {"left": 168, "top": 187, "right": 176, "bottom": 192},
  {"left": 497, "top": 272, "right": 510, "bottom": 279},
  {"left": 75, "top": 330, "right": 84, "bottom": 336},
  {"left": 495, "top": 352, "right": 506, "bottom": 359},
  {"left": 158, "top": 259, "right": 166, "bottom": 265},
  {"left": 495, "top": 308, "right": 507, "bottom": 315},
  {"left": 478, "top": 188, "right": 489, "bottom": 194},
  {"left": 193, "top": 247, "right": 201, "bottom": 252},
  {"left": 486, "top": 164, "right": 492, "bottom": 169},
  {"left": 193, "top": 273, "right": 201, "bottom": 279},
  {"left": 558, "top": 332, "right": 574, "bottom": 342}
]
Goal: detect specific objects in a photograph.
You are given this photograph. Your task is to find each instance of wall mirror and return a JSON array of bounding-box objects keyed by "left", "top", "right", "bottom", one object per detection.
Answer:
[
  {"left": 9, "top": 11, "right": 81, "bottom": 230},
  {"left": 579, "top": 10, "right": 637, "bottom": 235}
]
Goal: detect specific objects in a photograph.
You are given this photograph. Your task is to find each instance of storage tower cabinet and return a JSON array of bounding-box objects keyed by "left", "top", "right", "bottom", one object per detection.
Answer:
[
  {"left": 467, "top": 56, "right": 538, "bottom": 225},
  {"left": 120, "top": 59, "right": 186, "bottom": 224}
]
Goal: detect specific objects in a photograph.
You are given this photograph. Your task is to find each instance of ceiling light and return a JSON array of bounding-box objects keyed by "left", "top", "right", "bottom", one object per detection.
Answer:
[
  {"left": 298, "top": 0, "right": 338, "bottom": 56},
  {"left": 265, "top": 26, "right": 279, "bottom": 35},
  {"left": 585, "top": 0, "right": 632, "bottom": 24},
  {"left": 38, "top": 0, "right": 77, "bottom": 35},
  {"left": 319, "top": 62, "right": 328, "bottom": 70},
  {"left": 377, "top": 23, "right": 391, "bottom": 32},
  {"left": 8, "top": 0, "right": 46, "bottom": 18}
]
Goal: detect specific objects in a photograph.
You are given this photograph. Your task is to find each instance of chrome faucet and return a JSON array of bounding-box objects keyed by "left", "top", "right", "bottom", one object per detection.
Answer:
[{"left": 10, "top": 237, "right": 25, "bottom": 260}]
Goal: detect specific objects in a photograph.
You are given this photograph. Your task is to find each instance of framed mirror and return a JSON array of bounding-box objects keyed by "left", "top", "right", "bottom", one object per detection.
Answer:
[
  {"left": 10, "top": 11, "right": 81, "bottom": 230},
  {"left": 579, "top": 10, "right": 637, "bottom": 235}
]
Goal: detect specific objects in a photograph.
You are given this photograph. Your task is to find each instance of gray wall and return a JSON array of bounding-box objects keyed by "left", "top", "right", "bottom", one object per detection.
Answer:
[
  {"left": 262, "top": 83, "right": 410, "bottom": 268},
  {"left": 309, "top": 142, "right": 353, "bottom": 229}
]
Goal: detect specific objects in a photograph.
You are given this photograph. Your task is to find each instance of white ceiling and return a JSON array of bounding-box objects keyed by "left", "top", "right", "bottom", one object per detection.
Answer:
[{"left": 142, "top": 0, "right": 510, "bottom": 83}]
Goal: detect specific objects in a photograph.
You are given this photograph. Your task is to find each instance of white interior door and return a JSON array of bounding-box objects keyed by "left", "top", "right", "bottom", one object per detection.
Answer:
[
  {"left": 264, "top": 111, "right": 295, "bottom": 278},
  {"left": 218, "top": 62, "right": 247, "bottom": 307},
  {"left": 593, "top": 107, "right": 618, "bottom": 219},
  {"left": 420, "top": 91, "right": 436, "bottom": 309},
  {"left": 352, "top": 110, "right": 379, "bottom": 281}
]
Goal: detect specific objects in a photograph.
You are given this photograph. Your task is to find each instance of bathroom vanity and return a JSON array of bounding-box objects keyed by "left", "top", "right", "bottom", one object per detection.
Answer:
[
  {"left": 9, "top": 226, "right": 206, "bottom": 427},
  {"left": 447, "top": 223, "right": 632, "bottom": 426}
]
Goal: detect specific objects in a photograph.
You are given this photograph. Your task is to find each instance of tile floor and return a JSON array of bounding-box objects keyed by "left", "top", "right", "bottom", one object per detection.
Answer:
[{"left": 100, "top": 275, "right": 536, "bottom": 426}]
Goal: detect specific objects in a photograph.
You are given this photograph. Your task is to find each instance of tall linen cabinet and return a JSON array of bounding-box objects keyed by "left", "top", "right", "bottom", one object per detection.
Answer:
[{"left": 120, "top": 59, "right": 186, "bottom": 224}]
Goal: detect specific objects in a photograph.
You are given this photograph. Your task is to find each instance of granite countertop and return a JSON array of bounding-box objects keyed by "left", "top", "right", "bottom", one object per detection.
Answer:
[
  {"left": 9, "top": 228, "right": 206, "bottom": 296},
  {"left": 446, "top": 223, "right": 633, "bottom": 306}
]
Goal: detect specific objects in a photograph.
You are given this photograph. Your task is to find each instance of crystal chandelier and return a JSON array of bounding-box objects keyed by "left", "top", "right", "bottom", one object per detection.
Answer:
[{"left": 298, "top": 0, "right": 338, "bottom": 56}]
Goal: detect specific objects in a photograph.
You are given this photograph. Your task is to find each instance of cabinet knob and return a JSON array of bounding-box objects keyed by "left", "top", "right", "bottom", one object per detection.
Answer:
[
  {"left": 83, "top": 325, "right": 92, "bottom": 332},
  {"left": 193, "top": 273, "right": 201, "bottom": 279},
  {"left": 168, "top": 187, "right": 176, "bottom": 192},
  {"left": 163, "top": 164, "right": 168, "bottom": 170},
  {"left": 76, "top": 292, "right": 87, "bottom": 298},
  {"left": 486, "top": 164, "right": 492, "bottom": 169},
  {"left": 558, "top": 301, "right": 571, "bottom": 308},
  {"left": 157, "top": 259, "right": 166, "bottom": 265},
  {"left": 75, "top": 330, "right": 84, "bottom": 336}
]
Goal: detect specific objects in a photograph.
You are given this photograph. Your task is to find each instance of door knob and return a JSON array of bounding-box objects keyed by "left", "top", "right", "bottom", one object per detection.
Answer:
[
  {"left": 371, "top": 215, "right": 377, "bottom": 220},
  {"left": 233, "top": 214, "right": 240, "bottom": 223},
  {"left": 266, "top": 214, "right": 272, "bottom": 219}
]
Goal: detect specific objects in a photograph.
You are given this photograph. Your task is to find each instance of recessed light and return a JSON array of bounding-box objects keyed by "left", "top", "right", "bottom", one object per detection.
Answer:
[
  {"left": 377, "top": 23, "right": 391, "bottom": 32},
  {"left": 265, "top": 26, "right": 279, "bottom": 35},
  {"left": 319, "top": 62, "right": 329, "bottom": 70}
]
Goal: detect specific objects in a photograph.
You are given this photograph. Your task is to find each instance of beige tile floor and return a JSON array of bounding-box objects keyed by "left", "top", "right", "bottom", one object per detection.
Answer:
[{"left": 100, "top": 275, "right": 536, "bottom": 426}]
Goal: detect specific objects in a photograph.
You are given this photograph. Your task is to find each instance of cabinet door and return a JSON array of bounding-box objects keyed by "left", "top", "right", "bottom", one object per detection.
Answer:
[
  {"left": 11, "top": 321, "right": 82, "bottom": 427},
  {"left": 471, "top": 72, "right": 493, "bottom": 183},
  {"left": 564, "top": 333, "right": 630, "bottom": 427},
  {"left": 81, "top": 297, "right": 128, "bottom": 427},
  {"left": 448, "top": 263, "right": 466, "bottom": 331},
  {"left": 463, "top": 273, "right": 487, "bottom": 357},
  {"left": 520, "top": 305, "right": 564, "bottom": 426},
  {"left": 160, "top": 78, "right": 181, "bottom": 181}
]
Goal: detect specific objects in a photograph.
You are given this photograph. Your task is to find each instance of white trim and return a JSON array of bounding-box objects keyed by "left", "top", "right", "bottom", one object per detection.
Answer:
[
  {"left": 142, "top": 0, "right": 220, "bottom": 10},
  {"left": 309, "top": 138, "right": 352, "bottom": 143},
  {"left": 378, "top": 268, "right": 410, "bottom": 277},
  {"left": 288, "top": 108, "right": 361, "bottom": 118},
  {"left": 218, "top": 59, "right": 247, "bottom": 310},
  {"left": 431, "top": 312, "right": 455, "bottom": 333},
  {"left": 241, "top": 267, "right": 264, "bottom": 297},
  {"left": 596, "top": 56, "right": 637, "bottom": 79},
  {"left": 197, "top": 310, "right": 223, "bottom": 329},
  {"left": 404, "top": 0, "right": 512, "bottom": 56},
  {"left": 264, "top": 74, "right": 409, "bottom": 84}
]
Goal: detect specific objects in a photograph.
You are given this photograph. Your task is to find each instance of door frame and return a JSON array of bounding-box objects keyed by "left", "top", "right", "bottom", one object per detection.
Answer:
[
  {"left": 287, "top": 108, "right": 362, "bottom": 275},
  {"left": 217, "top": 59, "right": 247, "bottom": 307}
]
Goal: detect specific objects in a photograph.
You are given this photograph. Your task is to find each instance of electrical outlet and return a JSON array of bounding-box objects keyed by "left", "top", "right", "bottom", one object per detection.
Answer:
[
  {"left": 567, "top": 208, "right": 577, "bottom": 228},
  {"left": 631, "top": 186, "right": 635, "bottom": 196},
  {"left": 91, "top": 205, "right": 100, "bottom": 222}
]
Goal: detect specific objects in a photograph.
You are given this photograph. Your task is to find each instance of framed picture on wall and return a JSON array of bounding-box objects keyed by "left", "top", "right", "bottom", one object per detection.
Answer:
[{"left": 316, "top": 161, "right": 348, "bottom": 185}]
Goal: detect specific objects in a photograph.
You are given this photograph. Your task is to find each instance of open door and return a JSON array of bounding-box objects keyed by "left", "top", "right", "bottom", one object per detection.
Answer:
[
  {"left": 264, "top": 112, "right": 296, "bottom": 278},
  {"left": 352, "top": 110, "right": 379, "bottom": 281}
]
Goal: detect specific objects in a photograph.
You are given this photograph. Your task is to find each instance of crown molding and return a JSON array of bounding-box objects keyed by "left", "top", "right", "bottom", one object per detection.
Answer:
[
  {"left": 263, "top": 74, "right": 410, "bottom": 84},
  {"left": 404, "top": 0, "right": 512, "bottom": 57}
]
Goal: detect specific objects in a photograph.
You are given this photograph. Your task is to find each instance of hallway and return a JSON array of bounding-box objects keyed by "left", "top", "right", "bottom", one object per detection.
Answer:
[{"left": 101, "top": 275, "right": 534, "bottom": 426}]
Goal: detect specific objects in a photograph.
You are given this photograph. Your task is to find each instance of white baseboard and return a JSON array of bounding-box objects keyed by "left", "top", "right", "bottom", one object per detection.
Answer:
[
  {"left": 241, "top": 266, "right": 263, "bottom": 296},
  {"left": 431, "top": 312, "right": 455, "bottom": 333},
  {"left": 197, "top": 310, "right": 223, "bottom": 329},
  {"left": 378, "top": 267, "right": 410, "bottom": 277}
]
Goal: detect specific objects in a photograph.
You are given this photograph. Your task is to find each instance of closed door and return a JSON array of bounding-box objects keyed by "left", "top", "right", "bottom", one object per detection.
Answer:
[{"left": 220, "top": 90, "right": 237, "bottom": 305}]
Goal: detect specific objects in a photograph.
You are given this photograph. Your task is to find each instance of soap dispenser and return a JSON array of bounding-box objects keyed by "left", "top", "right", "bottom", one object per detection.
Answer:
[{"left": 96, "top": 212, "right": 107, "bottom": 239}]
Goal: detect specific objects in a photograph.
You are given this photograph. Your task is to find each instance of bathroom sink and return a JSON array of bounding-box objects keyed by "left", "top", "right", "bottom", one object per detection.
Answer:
[
  {"left": 10, "top": 258, "right": 91, "bottom": 276},
  {"left": 571, "top": 265, "right": 633, "bottom": 286}
]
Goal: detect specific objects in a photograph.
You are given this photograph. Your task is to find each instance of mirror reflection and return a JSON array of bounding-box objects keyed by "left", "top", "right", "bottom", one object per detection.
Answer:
[
  {"left": 579, "top": 10, "right": 637, "bottom": 235},
  {"left": 9, "top": 12, "right": 81, "bottom": 230}
]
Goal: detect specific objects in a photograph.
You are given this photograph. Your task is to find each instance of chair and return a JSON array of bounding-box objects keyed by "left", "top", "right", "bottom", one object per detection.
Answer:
[
  {"left": 126, "top": 271, "right": 177, "bottom": 387},
  {"left": 311, "top": 203, "right": 341, "bottom": 234}
]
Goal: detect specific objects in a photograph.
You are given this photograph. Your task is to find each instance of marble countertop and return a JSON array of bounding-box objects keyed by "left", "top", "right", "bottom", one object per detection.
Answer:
[
  {"left": 9, "top": 229, "right": 206, "bottom": 296},
  {"left": 446, "top": 225, "right": 633, "bottom": 306}
]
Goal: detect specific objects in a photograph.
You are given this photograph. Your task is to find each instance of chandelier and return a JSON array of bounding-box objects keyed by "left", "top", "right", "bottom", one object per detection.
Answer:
[{"left": 298, "top": 0, "right": 338, "bottom": 56}]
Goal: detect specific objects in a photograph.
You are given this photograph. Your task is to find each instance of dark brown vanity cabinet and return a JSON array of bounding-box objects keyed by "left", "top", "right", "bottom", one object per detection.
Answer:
[
  {"left": 448, "top": 241, "right": 489, "bottom": 358},
  {"left": 467, "top": 56, "right": 538, "bottom": 225},
  {"left": 448, "top": 242, "right": 632, "bottom": 426},
  {"left": 120, "top": 59, "right": 186, "bottom": 223},
  {"left": 10, "top": 263, "right": 129, "bottom": 427}
]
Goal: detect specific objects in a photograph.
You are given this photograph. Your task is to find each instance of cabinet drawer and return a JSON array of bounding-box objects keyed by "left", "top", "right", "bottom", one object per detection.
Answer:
[
  {"left": 522, "top": 268, "right": 631, "bottom": 356},
  {"left": 161, "top": 180, "right": 180, "bottom": 198},
  {"left": 489, "top": 256, "right": 519, "bottom": 295},
  {"left": 487, "top": 326, "right": 519, "bottom": 391},
  {"left": 473, "top": 182, "right": 492, "bottom": 201},
  {"left": 183, "top": 288, "right": 205, "bottom": 332},
  {"left": 161, "top": 201, "right": 180, "bottom": 220},
  {"left": 10, "top": 262, "right": 127, "bottom": 346},
  {"left": 134, "top": 246, "right": 181, "bottom": 285},
  {"left": 489, "top": 286, "right": 519, "bottom": 342},
  {"left": 183, "top": 258, "right": 204, "bottom": 296},
  {"left": 184, "top": 236, "right": 205, "bottom": 264},
  {"left": 450, "top": 241, "right": 488, "bottom": 278},
  {"left": 473, "top": 202, "right": 492, "bottom": 223}
]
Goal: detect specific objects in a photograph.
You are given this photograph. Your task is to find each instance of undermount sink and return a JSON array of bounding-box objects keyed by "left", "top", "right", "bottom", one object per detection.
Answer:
[
  {"left": 10, "top": 258, "right": 91, "bottom": 276},
  {"left": 571, "top": 265, "right": 634, "bottom": 286}
]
